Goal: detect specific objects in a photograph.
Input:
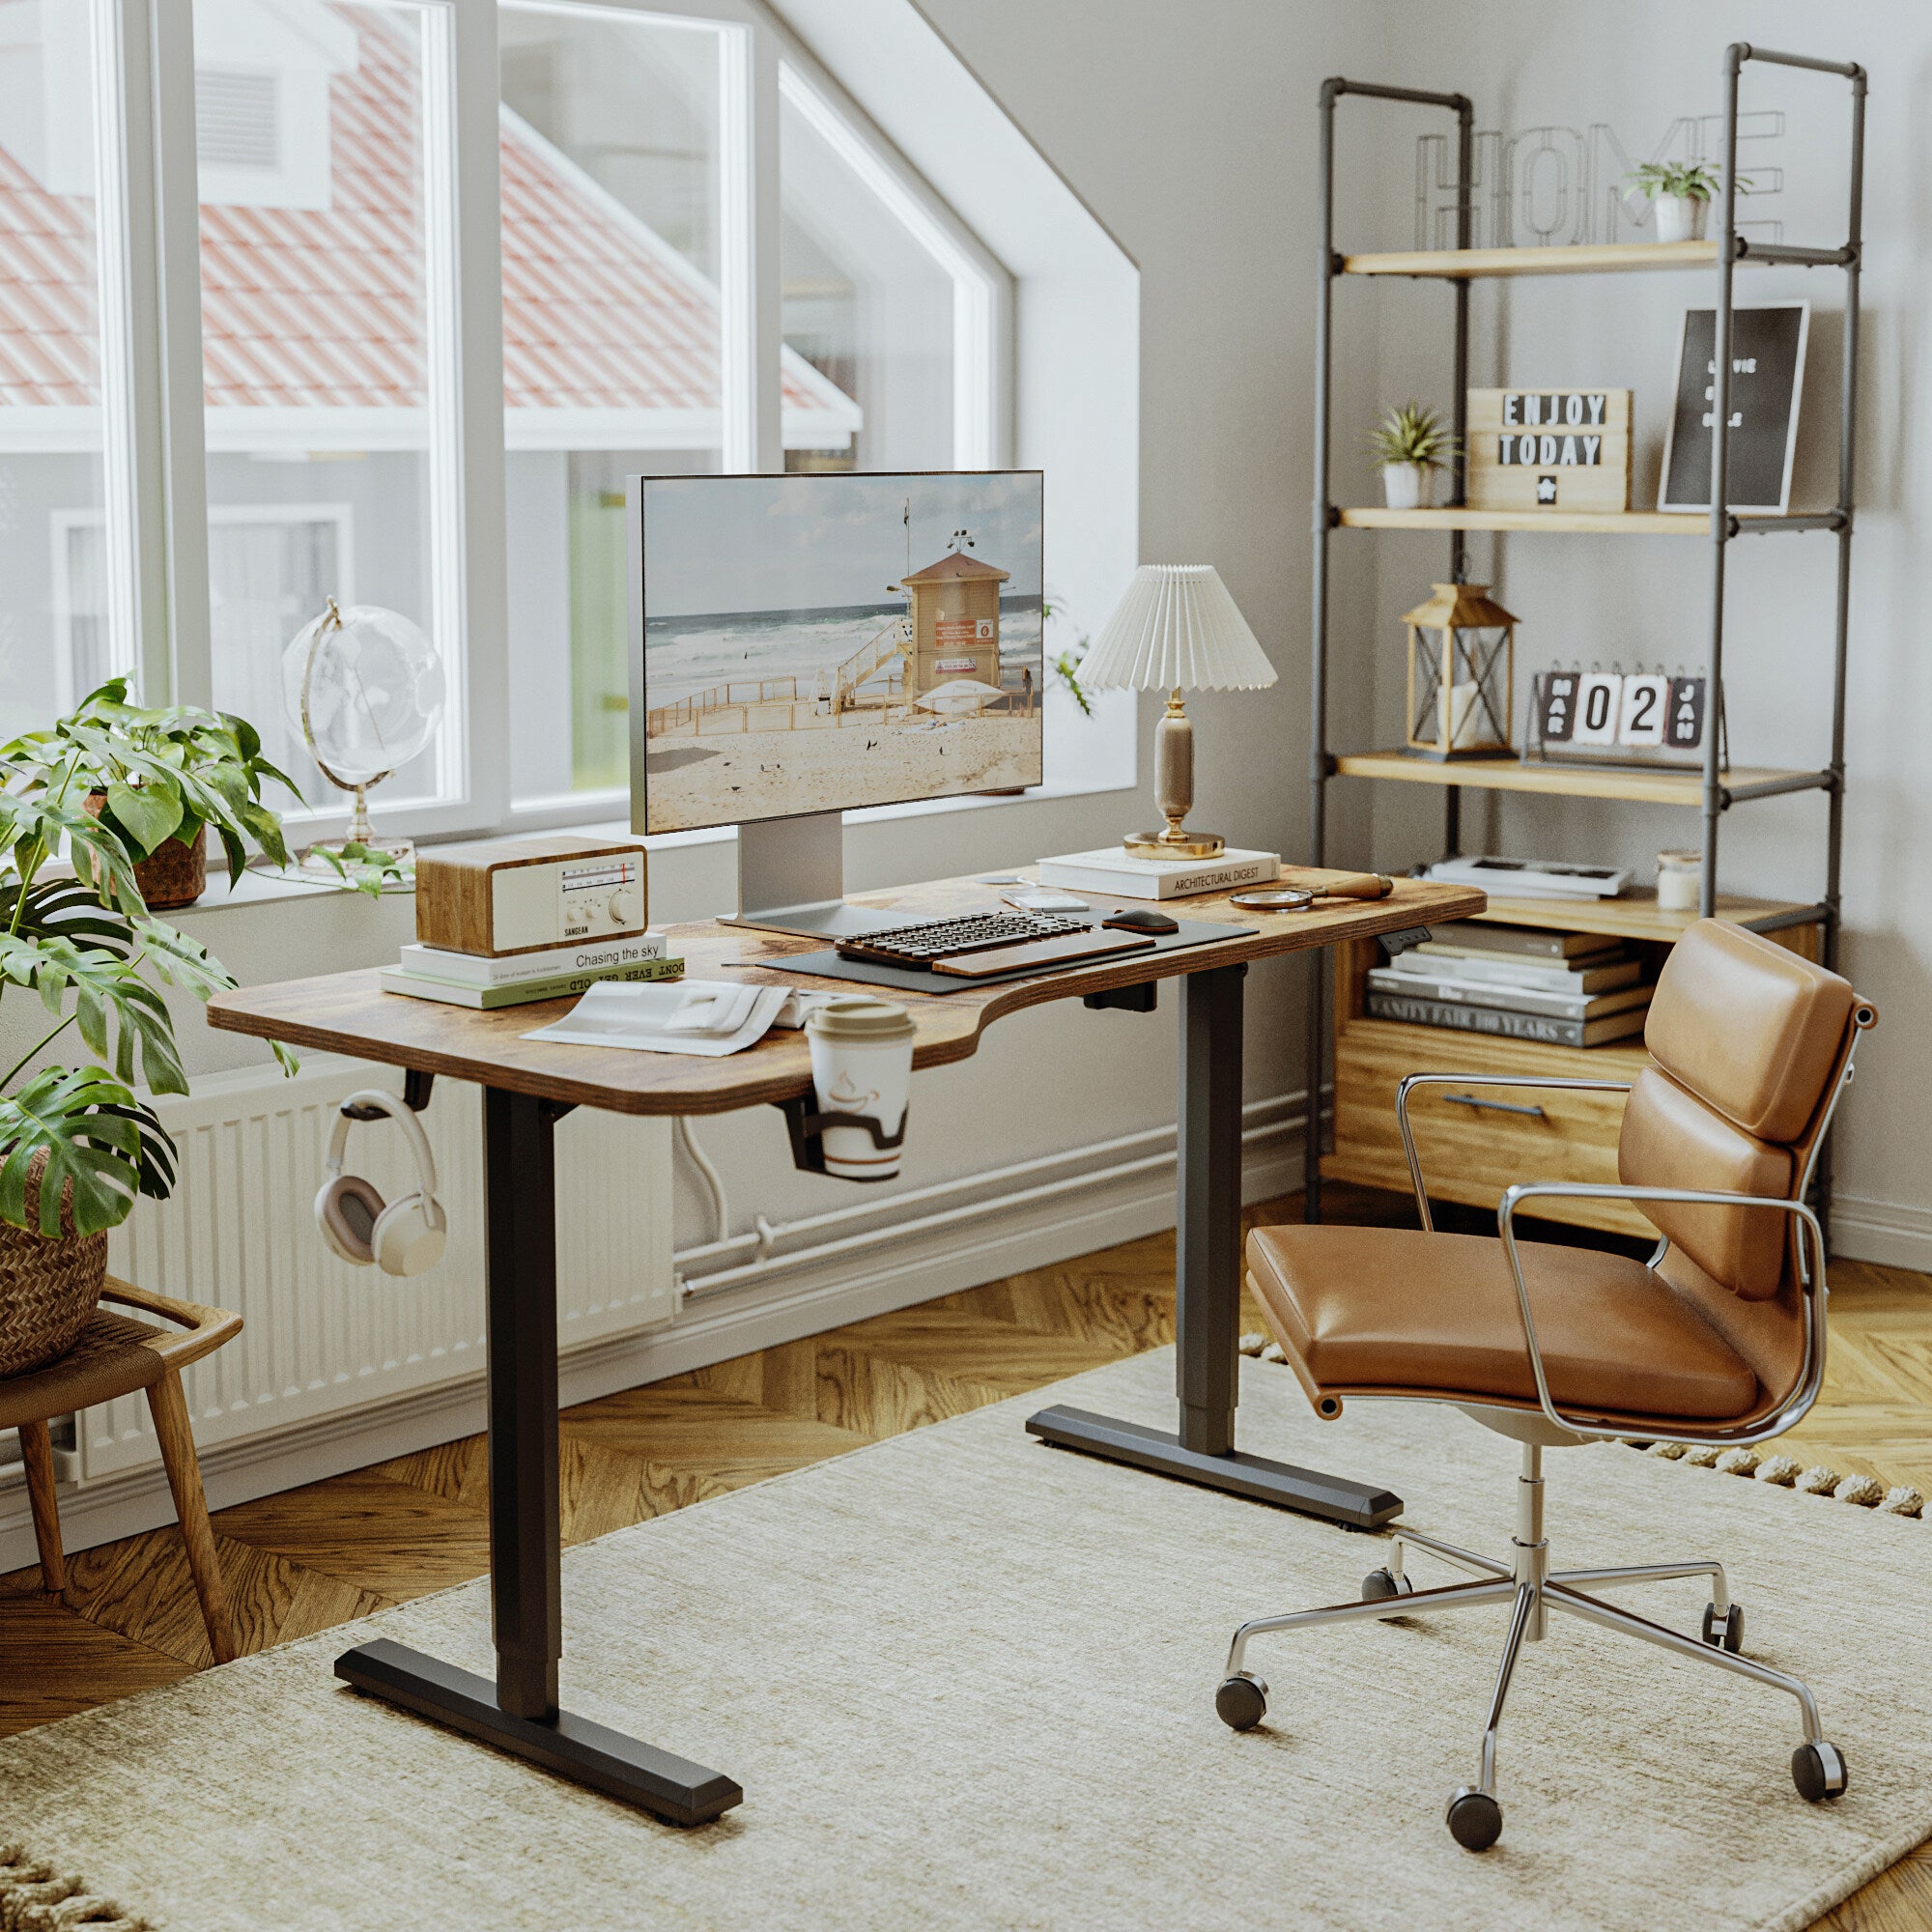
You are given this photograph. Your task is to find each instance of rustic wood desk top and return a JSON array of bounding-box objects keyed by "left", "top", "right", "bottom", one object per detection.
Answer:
[{"left": 206, "top": 870, "right": 1485, "bottom": 1117}]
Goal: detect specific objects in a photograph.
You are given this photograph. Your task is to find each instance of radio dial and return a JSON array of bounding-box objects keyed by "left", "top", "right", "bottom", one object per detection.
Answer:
[{"left": 609, "top": 887, "right": 640, "bottom": 926}]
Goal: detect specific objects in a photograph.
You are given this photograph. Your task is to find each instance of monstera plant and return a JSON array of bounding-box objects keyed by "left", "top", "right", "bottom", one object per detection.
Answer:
[{"left": 0, "top": 684, "right": 296, "bottom": 1376}]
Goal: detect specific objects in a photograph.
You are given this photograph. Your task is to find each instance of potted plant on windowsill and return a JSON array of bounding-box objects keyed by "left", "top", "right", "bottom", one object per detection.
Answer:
[
  {"left": 0, "top": 693, "right": 295, "bottom": 1378},
  {"left": 1368, "top": 401, "right": 1458, "bottom": 511},
  {"left": 1628, "top": 160, "right": 1747, "bottom": 245},
  {"left": 8, "top": 679, "right": 301, "bottom": 910}
]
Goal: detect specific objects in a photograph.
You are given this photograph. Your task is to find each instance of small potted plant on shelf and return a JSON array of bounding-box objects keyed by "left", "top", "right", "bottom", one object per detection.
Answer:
[
  {"left": 0, "top": 691, "right": 295, "bottom": 1378},
  {"left": 1628, "top": 160, "right": 1747, "bottom": 244},
  {"left": 1368, "top": 401, "right": 1458, "bottom": 511},
  {"left": 5, "top": 679, "right": 300, "bottom": 910}
]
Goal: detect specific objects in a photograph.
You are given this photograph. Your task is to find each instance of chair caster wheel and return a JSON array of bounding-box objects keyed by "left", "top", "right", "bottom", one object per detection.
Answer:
[
  {"left": 1445, "top": 1786, "right": 1503, "bottom": 1852},
  {"left": 1361, "top": 1567, "right": 1414, "bottom": 1616},
  {"left": 1702, "top": 1601, "right": 1746, "bottom": 1653},
  {"left": 1792, "top": 1741, "right": 1849, "bottom": 1803},
  {"left": 1215, "top": 1672, "right": 1268, "bottom": 1732}
]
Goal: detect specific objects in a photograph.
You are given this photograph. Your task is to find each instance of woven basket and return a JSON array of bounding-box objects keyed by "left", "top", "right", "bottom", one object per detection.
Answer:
[{"left": 0, "top": 1152, "right": 108, "bottom": 1379}]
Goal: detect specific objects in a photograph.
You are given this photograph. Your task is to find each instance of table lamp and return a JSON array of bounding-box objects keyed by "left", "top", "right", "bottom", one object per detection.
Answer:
[{"left": 1079, "top": 564, "right": 1277, "bottom": 859}]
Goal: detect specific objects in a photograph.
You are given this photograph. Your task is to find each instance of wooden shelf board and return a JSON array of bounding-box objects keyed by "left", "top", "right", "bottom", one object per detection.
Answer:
[
  {"left": 1338, "top": 506, "right": 1700, "bottom": 536},
  {"left": 1333, "top": 750, "right": 1804, "bottom": 808},
  {"left": 1466, "top": 892, "right": 1824, "bottom": 947},
  {"left": 1341, "top": 241, "right": 1720, "bottom": 279}
]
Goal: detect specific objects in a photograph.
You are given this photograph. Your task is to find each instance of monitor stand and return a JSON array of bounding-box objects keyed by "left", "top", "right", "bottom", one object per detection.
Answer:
[{"left": 720, "top": 811, "right": 903, "bottom": 941}]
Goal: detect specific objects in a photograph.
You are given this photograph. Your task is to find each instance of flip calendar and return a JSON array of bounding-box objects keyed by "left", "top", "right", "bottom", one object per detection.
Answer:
[{"left": 1527, "top": 669, "right": 1717, "bottom": 768}]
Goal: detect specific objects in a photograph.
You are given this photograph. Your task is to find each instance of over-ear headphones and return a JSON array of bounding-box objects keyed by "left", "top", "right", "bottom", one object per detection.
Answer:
[{"left": 315, "top": 1089, "right": 447, "bottom": 1277}]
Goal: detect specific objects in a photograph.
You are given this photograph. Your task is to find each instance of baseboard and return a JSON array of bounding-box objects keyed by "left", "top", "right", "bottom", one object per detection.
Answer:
[
  {"left": 1829, "top": 1193, "right": 1932, "bottom": 1272},
  {"left": 0, "top": 1104, "right": 1307, "bottom": 1573}
]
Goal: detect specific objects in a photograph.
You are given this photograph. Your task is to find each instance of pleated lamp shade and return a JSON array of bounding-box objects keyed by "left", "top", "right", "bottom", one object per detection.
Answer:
[{"left": 1080, "top": 565, "right": 1277, "bottom": 692}]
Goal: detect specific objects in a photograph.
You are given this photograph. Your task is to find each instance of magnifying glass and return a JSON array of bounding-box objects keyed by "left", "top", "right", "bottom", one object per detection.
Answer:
[{"left": 1229, "top": 871, "right": 1395, "bottom": 912}]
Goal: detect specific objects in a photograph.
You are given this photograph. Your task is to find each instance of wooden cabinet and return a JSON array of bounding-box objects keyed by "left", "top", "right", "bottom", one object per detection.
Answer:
[{"left": 1321, "top": 899, "right": 1822, "bottom": 1237}]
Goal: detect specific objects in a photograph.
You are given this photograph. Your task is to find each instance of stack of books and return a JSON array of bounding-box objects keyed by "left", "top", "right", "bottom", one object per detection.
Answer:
[
  {"left": 379, "top": 933, "right": 684, "bottom": 1009},
  {"left": 1365, "top": 920, "right": 1651, "bottom": 1048}
]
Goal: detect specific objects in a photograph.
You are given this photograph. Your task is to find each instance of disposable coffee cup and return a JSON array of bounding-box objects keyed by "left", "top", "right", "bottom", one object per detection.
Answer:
[{"left": 805, "top": 998, "right": 916, "bottom": 1180}]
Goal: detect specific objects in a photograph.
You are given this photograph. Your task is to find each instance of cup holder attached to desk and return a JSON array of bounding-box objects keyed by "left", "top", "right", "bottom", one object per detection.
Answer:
[{"left": 774, "top": 1094, "right": 908, "bottom": 1182}]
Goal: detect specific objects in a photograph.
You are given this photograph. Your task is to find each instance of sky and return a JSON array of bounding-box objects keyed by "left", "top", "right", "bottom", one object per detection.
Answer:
[{"left": 639, "top": 471, "right": 1044, "bottom": 617}]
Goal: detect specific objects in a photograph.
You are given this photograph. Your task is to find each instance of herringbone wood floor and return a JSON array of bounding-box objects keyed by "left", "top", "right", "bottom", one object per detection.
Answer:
[{"left": 4, "top": 1184, "right": 1929, "bottom": 1927}]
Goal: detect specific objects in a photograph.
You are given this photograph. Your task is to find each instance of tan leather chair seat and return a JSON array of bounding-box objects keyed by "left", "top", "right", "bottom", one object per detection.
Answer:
[{"left": 1247, "top": 1224, "right": 1758, "bottom": 1421}]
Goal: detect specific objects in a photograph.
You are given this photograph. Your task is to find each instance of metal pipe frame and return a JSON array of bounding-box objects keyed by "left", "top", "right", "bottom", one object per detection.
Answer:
[{"left": 1305, "top": 77, "right": 1471, "bottom": 1228}]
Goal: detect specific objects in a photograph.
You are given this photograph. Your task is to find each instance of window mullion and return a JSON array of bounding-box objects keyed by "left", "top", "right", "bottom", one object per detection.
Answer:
[
  {"left": 437, "top": 0, "right": 511, "bottom": 826},
  {"left": 98, "top": 0, "right": 212, "bottom": 709},
  {"left": 720, "top": 20, "right": 780, "bottom": 472}
]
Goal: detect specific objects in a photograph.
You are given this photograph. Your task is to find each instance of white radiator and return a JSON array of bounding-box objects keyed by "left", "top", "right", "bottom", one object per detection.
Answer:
[{"left": 86, "top": 1054, "right": 673, "bottom": 1481}]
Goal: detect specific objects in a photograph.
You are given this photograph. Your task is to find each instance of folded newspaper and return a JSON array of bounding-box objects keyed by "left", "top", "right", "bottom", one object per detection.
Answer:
[{"left": 523, "top": 978, "right": 847, "bottom": 1057}]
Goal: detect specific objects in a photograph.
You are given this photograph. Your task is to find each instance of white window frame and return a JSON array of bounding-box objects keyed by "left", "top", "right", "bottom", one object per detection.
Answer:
[{"left": 85, "top": 0, "right": 1031, "bottom": 848}]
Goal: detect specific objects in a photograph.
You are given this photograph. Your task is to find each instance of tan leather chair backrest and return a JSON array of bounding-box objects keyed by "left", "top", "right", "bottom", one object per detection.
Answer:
[{"left": 1618, "top": 921, "right": 1859, "bottom": 1300}]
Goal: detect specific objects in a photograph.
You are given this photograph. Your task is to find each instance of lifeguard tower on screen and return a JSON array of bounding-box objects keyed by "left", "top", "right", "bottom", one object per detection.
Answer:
[{"left": 894, "top": 536, "right": 1009, "bottom": 697}]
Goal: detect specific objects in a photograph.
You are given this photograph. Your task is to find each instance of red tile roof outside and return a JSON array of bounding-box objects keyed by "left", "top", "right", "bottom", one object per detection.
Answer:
[{"left": 0, "top": 3, "right": 858, "bottom": 435}]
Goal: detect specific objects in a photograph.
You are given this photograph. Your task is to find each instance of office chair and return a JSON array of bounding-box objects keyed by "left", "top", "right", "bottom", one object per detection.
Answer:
[{"left": 1215, "top": 920, "right": 1875, "bottom": 1850}]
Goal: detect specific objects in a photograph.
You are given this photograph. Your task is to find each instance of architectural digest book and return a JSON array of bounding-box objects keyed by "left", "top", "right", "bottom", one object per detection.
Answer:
[
  {"left": 1366, "top": 991, "right": 1647, "bottom": 1048},
  {"left": 1034, "top": 847, "right": 1279, "bottom": 900}
]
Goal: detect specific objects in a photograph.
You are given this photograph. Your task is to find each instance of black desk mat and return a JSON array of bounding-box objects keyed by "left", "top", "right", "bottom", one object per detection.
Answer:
[{"left": 776, "top": 917, "right": 1257, "bottom": 995}]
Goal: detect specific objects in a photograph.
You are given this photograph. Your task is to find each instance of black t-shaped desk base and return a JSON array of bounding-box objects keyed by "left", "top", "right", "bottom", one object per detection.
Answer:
[{"left": 1024, "top": 963, "right": 1403, "bottom": 1531}]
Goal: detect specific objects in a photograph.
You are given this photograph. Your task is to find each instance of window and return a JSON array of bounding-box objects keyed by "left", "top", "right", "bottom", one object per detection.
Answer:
[
  {"left": 14, "top": 0, "right": 1023, "bottom": 840},
  {"left": 0, "top": 0, "right": 128, "bottom": 740}
]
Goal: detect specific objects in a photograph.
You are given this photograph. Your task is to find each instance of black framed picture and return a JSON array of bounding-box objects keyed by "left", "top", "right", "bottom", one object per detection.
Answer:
[{"left": 1659, "top": 301, "right": 1808, "bottom": 515}]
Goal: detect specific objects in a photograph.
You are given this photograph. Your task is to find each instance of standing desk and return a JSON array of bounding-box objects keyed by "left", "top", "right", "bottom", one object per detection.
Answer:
[{"left": 207, "top": 869, "right": 1482, "bottom": 1823}]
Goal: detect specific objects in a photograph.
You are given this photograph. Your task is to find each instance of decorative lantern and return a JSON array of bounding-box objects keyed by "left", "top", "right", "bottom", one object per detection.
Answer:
[{"left": 1402, "top": 581, "right": 1517, "bottom": 759}]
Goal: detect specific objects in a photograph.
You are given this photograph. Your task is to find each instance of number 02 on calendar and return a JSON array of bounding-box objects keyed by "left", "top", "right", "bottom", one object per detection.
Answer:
[{"left": 1530, "top": 670, "right": 1710, "bottom": 764}]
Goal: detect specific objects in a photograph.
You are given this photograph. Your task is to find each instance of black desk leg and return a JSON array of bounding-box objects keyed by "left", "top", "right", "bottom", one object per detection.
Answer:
[
  {"left": 1027, "top": 962, "right": 1402, "bottom": 1529},
  {"left": 335, "top": 1087, "right": 743, "bottom": 1826}
]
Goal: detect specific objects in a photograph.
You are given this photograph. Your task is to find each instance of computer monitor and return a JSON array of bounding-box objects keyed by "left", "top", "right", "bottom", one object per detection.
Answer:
[{"left": 629, "top": 470, "right": 1044, "bottom": 937}]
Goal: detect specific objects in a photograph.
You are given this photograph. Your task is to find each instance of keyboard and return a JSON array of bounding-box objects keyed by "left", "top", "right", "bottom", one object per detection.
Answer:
[{"left": 836, "top": 908, "right": 1091, "bottom": 967}]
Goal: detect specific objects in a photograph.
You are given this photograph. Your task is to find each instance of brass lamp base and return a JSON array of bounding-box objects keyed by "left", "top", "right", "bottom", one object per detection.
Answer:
[
  {"left": 1123, "top": 689, "right": 1226, "bottom": 860},
  {"left": 1124, "top": 829, "right": 1227, "bottom": 859}
]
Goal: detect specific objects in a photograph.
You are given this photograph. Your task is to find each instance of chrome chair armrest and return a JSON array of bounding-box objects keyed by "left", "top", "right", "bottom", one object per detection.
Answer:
[
  {"left": 1493, "top": 1181, "right": 1828, "bottom": 1449},
  {"left": 1394, "top": 1074, "right": 1634, "bottom": 1231}
]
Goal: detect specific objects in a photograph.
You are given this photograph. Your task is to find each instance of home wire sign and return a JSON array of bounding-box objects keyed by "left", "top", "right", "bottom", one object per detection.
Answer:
[{"left": 1466, "top": 388, "right": 1632, "bottom": 514}]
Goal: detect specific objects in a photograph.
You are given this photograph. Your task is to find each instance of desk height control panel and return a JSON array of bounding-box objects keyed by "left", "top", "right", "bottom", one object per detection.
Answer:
[{"left": 414, "top": 835, "right": 649, "bottom": 958}]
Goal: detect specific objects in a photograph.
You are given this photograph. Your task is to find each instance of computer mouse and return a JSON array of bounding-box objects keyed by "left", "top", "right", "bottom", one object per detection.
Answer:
[{"left": 1103, "top": 908, "right": 1179, "bottom": 934}]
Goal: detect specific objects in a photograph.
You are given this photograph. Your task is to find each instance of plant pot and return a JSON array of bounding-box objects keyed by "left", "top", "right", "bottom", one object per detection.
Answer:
[
  {"left": 0, "top": 1152, "right": 107, "bottom": 1378},
  {"left": 1654, "top": 194, "right": 1708, "bottom": 244},
  {"left": 84, "top": 793, "right": 208, "bottom": 909},
  {"left": 1381, "top": 462, "right": 1435, "bottom": 511}
]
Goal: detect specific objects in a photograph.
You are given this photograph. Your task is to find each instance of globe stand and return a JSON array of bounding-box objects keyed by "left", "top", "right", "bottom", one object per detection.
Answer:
[{"left": 298, "top": 776, "right": 414, "bottom": 884}]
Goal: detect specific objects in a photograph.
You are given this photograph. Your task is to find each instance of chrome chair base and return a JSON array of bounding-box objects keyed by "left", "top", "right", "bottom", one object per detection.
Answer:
[{"left": 1215, "top": 1445, "right": 1850, "bottom": 1849}]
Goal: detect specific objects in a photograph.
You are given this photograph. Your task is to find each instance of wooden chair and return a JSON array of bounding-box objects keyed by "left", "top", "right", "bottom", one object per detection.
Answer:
[{"left": 4, "top": 1278, "right": 242, "bottom": 1662}]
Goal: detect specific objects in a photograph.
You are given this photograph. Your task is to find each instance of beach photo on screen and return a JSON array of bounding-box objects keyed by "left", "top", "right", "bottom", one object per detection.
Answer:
[{"left": 637, "top": 471, "right": 1044, "bottom": 833}]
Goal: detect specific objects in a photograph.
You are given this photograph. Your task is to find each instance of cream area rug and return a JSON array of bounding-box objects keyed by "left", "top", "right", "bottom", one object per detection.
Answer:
[{"left": 4, "top": 1349, "right": 1930, "bottom": 1932}]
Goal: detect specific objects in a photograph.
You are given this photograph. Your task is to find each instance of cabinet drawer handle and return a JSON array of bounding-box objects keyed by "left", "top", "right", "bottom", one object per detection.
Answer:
[{"left": 1443, "top": 1094, "right": 1548, "bottom": 1120}]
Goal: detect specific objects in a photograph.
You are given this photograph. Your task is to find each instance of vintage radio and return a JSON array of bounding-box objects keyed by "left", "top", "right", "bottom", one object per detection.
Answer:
[{"left": 414, "top": 835, "right": 647, "bottom": 957}]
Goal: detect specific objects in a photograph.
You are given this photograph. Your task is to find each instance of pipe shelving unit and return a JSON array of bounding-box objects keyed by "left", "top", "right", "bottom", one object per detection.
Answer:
[{"left": 1303, "top": 46, "right": 1865, "bottom": 1224}]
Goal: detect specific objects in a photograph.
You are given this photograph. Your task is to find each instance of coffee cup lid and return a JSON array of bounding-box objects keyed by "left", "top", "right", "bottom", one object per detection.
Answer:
[{"left": 806, "top": 996, "right": 915, "bottom": 1041}]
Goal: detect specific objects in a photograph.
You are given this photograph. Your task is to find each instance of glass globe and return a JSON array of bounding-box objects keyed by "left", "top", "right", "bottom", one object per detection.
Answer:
[{"left": 282, "top": 603, "right": 446, "bottom": 790}]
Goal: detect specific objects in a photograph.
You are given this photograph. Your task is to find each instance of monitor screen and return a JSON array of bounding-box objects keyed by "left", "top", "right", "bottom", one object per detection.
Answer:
[{"left": 631, "top": 470, "right": 1044, "bottom": 837}]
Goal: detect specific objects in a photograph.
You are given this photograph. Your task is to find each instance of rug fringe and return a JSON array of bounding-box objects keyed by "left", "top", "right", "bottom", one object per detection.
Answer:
[{"left": 0, "top": 1844, "right": 149, "bottom": 1931}]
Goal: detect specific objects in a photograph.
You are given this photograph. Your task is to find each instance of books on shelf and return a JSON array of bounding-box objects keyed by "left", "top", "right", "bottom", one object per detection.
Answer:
[
  {"left": 1369, "top": 964, "right": 1650, "bottom": 1024},
  {"left": 379, "top": 955, "right": 684, "bottom": 1009},
  {"left": 1426, "top": 856, "right": 1631, "bottom": 900},
  {"left": 1402, "top": 945, "right": 1641, "bottom": 994},
  {"left": 1368, "top": 919, "right": 1654, "bottom": 1048},
  {"left": 1367, "top": 991, "right": 1648, "bottom": 1049},
  {"left": 399, "top": 932, "right": 669, "bottom": 988},
  {"left": 1425, "top": 921, "right": 1619, "bottom": 960},
  {"left": 1032, "top": 846, "right": 1280, "bottom": 900}
]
